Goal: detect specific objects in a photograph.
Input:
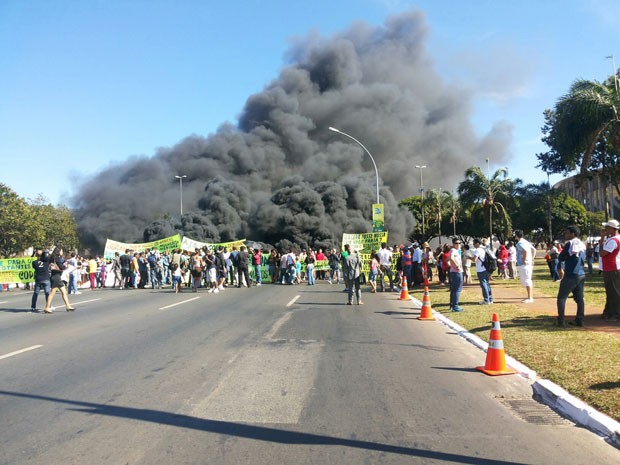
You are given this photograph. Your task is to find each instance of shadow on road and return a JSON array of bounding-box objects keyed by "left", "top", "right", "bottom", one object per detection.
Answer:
[{"left": 0, "top": 390, "right": 531, "bottom": 465}]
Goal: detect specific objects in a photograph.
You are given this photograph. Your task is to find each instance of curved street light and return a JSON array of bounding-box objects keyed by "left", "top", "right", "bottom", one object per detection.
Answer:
[
  {"left": 328, "top": 126, "right": 380, "bottom": 205},
  {"left": 175, "top": 175, "right": 187, "bottom": 215}
]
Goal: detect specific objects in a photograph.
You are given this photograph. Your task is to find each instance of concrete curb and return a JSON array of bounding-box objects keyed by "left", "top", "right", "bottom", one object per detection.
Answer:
[{"left": 409, "top": 294, "right": 620, "bottom": 448}]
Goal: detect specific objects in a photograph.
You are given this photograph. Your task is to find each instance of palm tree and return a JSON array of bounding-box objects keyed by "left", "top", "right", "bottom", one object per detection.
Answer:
[
  {"left": 538, "top": 78, "right": 620, "bottom": 182},
  {"left": 457, "top": 166, "right": 514, "bottom": 244}
]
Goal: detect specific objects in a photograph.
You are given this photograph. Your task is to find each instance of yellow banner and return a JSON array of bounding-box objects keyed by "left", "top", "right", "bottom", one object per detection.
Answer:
[
  {"left": 0, "top": 257, "right": 37, "bottom": 283},
  {"left": 372, "top": 203, "right": 385, "bottom": 232},
  {"left": 341, "top": 231, "right": 389, "bottom": 274}
]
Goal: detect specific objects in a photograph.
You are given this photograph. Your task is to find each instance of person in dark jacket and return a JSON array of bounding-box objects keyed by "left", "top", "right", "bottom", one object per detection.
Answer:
[
  {"left": 556, "top": 225, "right": 586, "bottom": 327},
  {"left": 237, "top": 246, "right": 251, "bottom": 288},
  {"left": 31, "top": 249, "right": 51, "bottom": 312}
]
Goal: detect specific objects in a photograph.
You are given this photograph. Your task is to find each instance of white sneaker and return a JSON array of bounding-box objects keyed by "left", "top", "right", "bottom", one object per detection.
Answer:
[
  {"left": 75, "top": 291, "right": 82, "bottom": 295},
  {"left": 522, "top": 298, "right": 534, "bottom": 303},
  {"left": 208, "top": 288, "right": 214, "bottom": 293},
  {"left": 256, "top": 282, "right": 261, "bottom": 286},
  {"left": 213, "top": 288, "right": 219, "bottom": 293},
  {"left": 218, "top": 286, "right": 224, "bottom": 291}
]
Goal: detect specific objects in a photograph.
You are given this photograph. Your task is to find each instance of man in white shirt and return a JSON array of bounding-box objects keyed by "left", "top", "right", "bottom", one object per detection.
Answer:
[
  {"left": 449, "top": 237, "right": 464, "bottom": 312},
  {"left": 514, "top": 230, "right": 537, "bottom": 303},
  {"left": 473, "top": 238, "right": 493, "bottom": 305},
  {"left": 376, "top": 242, "right": 396, "bottom": 292}
]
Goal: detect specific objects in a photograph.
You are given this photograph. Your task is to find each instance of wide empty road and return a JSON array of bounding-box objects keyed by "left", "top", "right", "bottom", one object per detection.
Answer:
[{"left": 0, "top": 284, "right": 618, "bottom": 464}]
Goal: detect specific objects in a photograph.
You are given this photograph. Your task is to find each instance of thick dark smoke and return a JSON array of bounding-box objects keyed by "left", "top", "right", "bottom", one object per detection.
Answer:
[{"left": 72, "top": 11, "right": 511, "bottom": 251}]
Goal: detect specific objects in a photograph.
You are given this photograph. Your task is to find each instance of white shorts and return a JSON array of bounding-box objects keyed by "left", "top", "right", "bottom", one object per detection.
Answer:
[
  {"left": 518, "top": 265, "right": 533, "bottom": 287},
  {"left": 208, "top": 268, "right": 217, "bottom": 283}
]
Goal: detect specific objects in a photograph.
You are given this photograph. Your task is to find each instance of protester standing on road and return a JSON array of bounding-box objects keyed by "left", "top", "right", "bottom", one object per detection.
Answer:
[
  {"left": 31, "top": 250, "right": 51, "bottom": 313},
  {"left": 599, "top": 219, "right": 620, "bottom": 320},
  {"left": 377, "top": 242, "right": 395, "bottom": 292},
  {"left": 344, "top": 247, "right": 363, "bottom": 305},
  {"left": 237, "top": 245, "right": 251, "bottom": 288},
  {"left": 514, "top": 230, "right": 536, "bottom": 303},
  {"left": 556, "top": 225, "right": 586, "bottom": 327},
  {"left": 449, "top": 238, "right": 464, "bottom": 312}
]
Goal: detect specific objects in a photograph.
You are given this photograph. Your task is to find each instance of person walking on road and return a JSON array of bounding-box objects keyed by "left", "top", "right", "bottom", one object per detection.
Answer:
[
  {"left": 599, "top": 219, "right": 620, "bottom": 320},
  {"left": 31, "top": 249, "right": 51, "bottom": 312},
  {"left": 556, "top": 225, "right": 587, "bottom": 327},
  {"left": 377, "top": 242, "right": 396, "bottom": 292}
]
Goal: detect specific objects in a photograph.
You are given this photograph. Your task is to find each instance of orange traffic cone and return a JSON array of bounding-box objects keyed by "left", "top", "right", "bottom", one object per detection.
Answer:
[
  {"left": 399, "top": 277, "right": 409, "bottom": 300},
  {"left": 418, "top": 286, "right": 435, "bottom": 320},
  {"left": 423, "top": 264, "right": 430, "bottom": 286},
  {"left": 476, "top": 313, "right": 517, "bottom": 376}
]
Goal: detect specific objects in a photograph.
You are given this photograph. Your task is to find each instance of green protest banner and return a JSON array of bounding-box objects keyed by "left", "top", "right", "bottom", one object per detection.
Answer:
[
  {"left": 0, "top": 257, "right": 37, "bottom": 284},
  {"left": 103, "top": 234, "right": 183, "bottom": 260}
]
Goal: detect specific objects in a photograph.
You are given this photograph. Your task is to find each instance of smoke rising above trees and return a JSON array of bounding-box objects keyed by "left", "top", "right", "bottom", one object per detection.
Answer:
[{"left": 71, "top": 10, "right": 511, "bottom": 251}]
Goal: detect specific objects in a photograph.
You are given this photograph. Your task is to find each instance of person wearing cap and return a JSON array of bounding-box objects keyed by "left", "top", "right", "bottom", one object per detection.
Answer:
[
  {"left": 556, "top": 225, "right": 586, "bottom": 327},
  {"left": 448, "top": 237, "right": 464, "bottom": 312},
  {"left": 344, "top": 247, "right": 363, "bottom": 305},
  {"left": 599, "top": 219, "right": 620, "bottom": 320},
  {"left": 545, "top": 241, "right": 561, "bottom": 281}
]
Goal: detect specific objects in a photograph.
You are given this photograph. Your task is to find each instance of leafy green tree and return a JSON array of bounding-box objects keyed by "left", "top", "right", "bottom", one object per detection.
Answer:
[
  {"left": 457, "top": 166, "right": 516, "bottom": 240},
  {"left": 0, "top": 184, "right": 41, "bottom": 256},
  {"left": 537, "top": 77, "right": 620, "bottom": 196},
  {"left": 513, "top": 182, "right": 588, "bottom": 242}
]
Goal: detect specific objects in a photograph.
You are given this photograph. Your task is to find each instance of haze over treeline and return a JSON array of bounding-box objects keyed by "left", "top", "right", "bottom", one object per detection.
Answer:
[{"left": 72, "top": 11, "right": 511, "bottom": 251}]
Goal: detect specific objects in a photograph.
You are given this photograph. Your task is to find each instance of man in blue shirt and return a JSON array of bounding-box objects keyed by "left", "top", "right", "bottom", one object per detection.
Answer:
[{"left": 556, "top": 225, "right": 587, "bottom": 327}]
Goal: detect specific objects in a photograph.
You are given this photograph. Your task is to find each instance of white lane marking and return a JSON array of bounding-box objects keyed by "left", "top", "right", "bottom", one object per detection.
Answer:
[
  {"left": 0, "top": 345, "right": 43, "bottom": 361},
  {"left": 0, "top": 301, "right": 8, "bottom": 304},
  {"left": 159, "top": 296, "right": 200, "bottom": 310},
  {"left": 71, "top": 298, "right": 101, "bottom": 305},
  {"left": 265, "top": 312, "right": 293, "bottom": 340},
  {"left": 286, "top": 295, "right": 300, "bottom": 307}
]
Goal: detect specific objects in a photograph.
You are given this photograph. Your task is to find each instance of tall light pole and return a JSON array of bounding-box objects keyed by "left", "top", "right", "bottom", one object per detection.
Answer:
[
  {"left": 175, "top": 175, "right": 187, "bottom": 216},
  {"left": 415, "top": 165, "right": 427, "bottom": 236},
  {"left": 606, "top": 54, "right": 619, "bottom": 92},
  {"left": 329, "top": 127, "right": 380, "bottom": 205},
  {"left": 485, "top": 158, "right": 493, "bottom": 246},
  {"left": 437, "top": 188, "right": 442, "bottom": 245}
]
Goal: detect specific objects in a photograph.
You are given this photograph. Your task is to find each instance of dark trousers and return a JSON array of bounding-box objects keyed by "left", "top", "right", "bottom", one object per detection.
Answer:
[
  {"left": 238, "top": 266, "right": 250, "bottom": 287},
  {"left": 557, "top": 274, "right": 585, "bottom": 322},
  {"left": 603, "top": 270, "right": 620, "bottom": 318}
]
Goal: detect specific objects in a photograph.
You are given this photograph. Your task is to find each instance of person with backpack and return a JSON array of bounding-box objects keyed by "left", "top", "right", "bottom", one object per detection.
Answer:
[{"left": 473, "top": 238, "right": 495, "bottom": 305}]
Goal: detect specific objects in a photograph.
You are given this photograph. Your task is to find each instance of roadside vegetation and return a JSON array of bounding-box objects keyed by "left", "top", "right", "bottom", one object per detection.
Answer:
[{"left": 421, "top": 258, "right": 620, "bottom": 422}]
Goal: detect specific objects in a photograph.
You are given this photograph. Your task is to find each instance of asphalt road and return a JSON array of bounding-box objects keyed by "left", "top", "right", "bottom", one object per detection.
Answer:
[{"left": 0, "top": 283, "right": 618, "bottom": 465}]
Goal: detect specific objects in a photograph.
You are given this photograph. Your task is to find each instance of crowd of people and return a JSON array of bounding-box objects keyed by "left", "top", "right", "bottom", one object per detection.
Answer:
[{"left": 26, "top": 220, "right": 620, "bottom": 324}]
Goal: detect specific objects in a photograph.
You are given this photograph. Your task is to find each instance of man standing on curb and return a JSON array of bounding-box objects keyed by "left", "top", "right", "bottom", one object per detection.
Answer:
[
  {"left": 514, "top": 230, "right": 536, "bottom": 303},
  {"left": 473, "top": 238, "right": 494, "bottom": 305},
  {"left": 449, "top": 237, "right": 464, "bottom": 312},
  {"left": 599, "top": 219, "right": 620, "bottom": 320},
  {"left": 556, "top": 225, "right": 586, "bottom": 327}
]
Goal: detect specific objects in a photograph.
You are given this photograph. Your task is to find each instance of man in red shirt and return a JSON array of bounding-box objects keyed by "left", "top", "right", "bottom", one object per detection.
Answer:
[{"left": 599, "top": 219, "right": 620, "bottom": 320}]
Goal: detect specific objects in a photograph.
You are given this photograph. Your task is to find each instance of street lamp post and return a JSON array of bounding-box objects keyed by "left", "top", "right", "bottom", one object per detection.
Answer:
[
  {"left": 328, "top": 127, "right": 380, "bottom": 205},
  {"left": 415, "top": 165, "right": 427, "bottom": 236},
  {"left": 175, "top": 175, "right": 187, "bottom": 215},
  {"left": 606, "top": 54, "right": 619, "bottom": 92}
]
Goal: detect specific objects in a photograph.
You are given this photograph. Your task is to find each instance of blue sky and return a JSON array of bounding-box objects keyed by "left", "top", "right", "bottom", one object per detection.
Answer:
[{"left": 1, "top": 0, "right": 619, "bottom": 205}]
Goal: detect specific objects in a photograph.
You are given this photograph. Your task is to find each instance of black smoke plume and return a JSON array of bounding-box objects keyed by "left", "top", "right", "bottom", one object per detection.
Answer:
[{"left": 72, "top": 11, "right": 511, "bottom": 251}]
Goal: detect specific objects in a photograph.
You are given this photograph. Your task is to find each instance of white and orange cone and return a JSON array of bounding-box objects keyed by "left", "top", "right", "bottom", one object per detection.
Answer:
[
  {"left": 399, "top": 276, "right": 410, "bottom": 301},
  {"left": 476, "top": 313, "right": 517, "bottom": 376},
  {"left": 417, "top": 286, "right": 435, "bottom": 320}
]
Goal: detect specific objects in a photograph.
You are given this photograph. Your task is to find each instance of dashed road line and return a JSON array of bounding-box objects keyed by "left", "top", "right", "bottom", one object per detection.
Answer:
[
  {"left": 159, "top": 296, "right": 200, "bottom": 310},
  {"left": 0, "top": 345, "right": 43, "bottom": 361},
  {"left": 286, "top": 295, "right": 301, "bottom": 307}
]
